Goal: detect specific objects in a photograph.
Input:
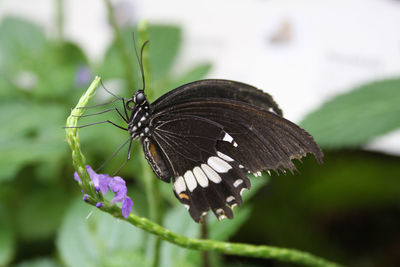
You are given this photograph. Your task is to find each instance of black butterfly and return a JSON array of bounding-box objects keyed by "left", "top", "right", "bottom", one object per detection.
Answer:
[
  {"left": 85, "top": 41, "right": 323, "bottom": 223},
  {"left": 120, "top": 77, "right": 323, "bottom": 222}
]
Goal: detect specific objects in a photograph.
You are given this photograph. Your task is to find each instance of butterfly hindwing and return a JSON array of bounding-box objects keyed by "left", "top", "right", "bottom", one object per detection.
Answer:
[{"left": 147, "top": 114, "right": 251, "bottom": 222}]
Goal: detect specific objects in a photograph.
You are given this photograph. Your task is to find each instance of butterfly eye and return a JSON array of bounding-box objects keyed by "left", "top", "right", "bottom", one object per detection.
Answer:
[{"left": 135, "top": 92, "right": 145, "bottom": 105}]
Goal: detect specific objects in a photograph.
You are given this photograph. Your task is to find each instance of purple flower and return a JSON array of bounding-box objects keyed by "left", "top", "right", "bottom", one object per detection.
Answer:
[
  {"left": 83, "top": 194, "right": 89, "bottom": 202},
  {"left": 74, "top": 166, "right": 133, "bottom": 218}
]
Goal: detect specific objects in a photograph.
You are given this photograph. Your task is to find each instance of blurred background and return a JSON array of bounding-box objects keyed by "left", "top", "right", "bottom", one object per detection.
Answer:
[{"left": 1, "top": 0, "right": 400, "bottom": 266}]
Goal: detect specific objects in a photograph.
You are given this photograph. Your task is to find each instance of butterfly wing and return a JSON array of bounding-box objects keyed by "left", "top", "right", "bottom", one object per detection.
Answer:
[
  {"left": 151, "top": 79, "right": 283, "bottom": 116},
  {"left": 147, "top": 114, "right": 250, "bottom": 222},
  {"left": 143, "top": 87, "right": 322, "bottom": 222}
]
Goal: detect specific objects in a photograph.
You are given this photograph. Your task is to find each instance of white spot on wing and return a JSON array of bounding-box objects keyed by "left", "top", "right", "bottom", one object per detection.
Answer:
[
  {"left": 226, "top": 196, "right": 235, "bottom": 202},
  {"left": 207, "top": 156, "right": 232, "bottom": 173},
  {"left": 233, "top": 179, "right": 243, "bottom": 187},
  {"left": 184, "top": 171, "right": 197, "bottom": 192},
  {"left": 223, "top": 133, "right": 233, "bottom": 143},
  {"left": 233, "top": 142, "right": 238, "bottom": 147},
  {"left": 201, "top": 164, "right": 222, "bottom": 183},
  {"left": 240, "top": 188, "right": 246, "bottom": 196},
  {"left": 218, "top": 214, "right": 227, "bottom": 220},
  {"left": 174, "top": 176, "right": 186, "bottom": 194},
  {"left": 217, "top": 151, "right": 234, "bottom": 162},
  {"left": 239, "top": 164, "right": 244, "bottom": 168},
  {"left": 193, "top": 166, "right": 209, "bottom": 188},
  {"left": 184, "top": 204, "right": 190, "bottom": 210}
]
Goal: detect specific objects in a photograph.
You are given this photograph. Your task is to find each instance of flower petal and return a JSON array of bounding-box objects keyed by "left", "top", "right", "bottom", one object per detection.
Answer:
[
  {"left": 74, "top": 171, "right": 81, "bottom": 182},
  {"left": 109, "top": 176, "right": 126, "bottom": 192},
  {"left": 122, "top": 197, "right": 133, "bottom": 219},
  {"left": 98, "top": 174, "right": 112, "bottom": 194}
]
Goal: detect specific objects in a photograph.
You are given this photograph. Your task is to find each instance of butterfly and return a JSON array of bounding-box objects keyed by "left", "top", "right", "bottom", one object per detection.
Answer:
[
  {"left": 86, "top": 40, "right": 323, "bottom": 223},
  {"left": 121, "top": 77, "right": 323, "bottom": 222}
]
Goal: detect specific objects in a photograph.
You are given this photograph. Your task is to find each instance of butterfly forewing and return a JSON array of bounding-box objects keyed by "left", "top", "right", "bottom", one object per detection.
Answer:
[{"left": 151, "top": 79, "right": 283, "bottom": 116}]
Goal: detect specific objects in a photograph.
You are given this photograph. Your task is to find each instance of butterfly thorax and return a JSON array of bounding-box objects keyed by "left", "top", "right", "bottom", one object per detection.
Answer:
[{"left": 127, "top": 91, "right": 152, "bottom": 139}]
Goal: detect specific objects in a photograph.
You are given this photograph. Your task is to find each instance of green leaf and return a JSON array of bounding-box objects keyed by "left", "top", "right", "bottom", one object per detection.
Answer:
[
  {"left": 242, "top": 174, "right": 269, "bottom": 202},
  {"left": 208, "top": 175, "right": 269, "bottom": 241},
  {"left": 0, "top": 16, "right": 88, "bottom": 102},
  {"left": 99, "top": 24, "right": 181, "bottom": 96},
  {"left": 159, "top": 206, "right": 201, "bottom": 267},
  {"left": 57, "top": 199, "right": 148, "bottom": 267},
  {"left": 208, "top": 206, "right": 252, "bottom": 241},
  {"left": 300, "top": 78, "right": 400, "bottom": 148},
  {"left": 0, "top": 16, "right": 48, "bottom": 98},
  {"left": 0, "top": 205, "right": 15, "bottom": 266},
  {"left": 0, "top": 101, "right": 67, "bottom": 182},
  {"left": 147, "top": 25, "right": 181, "bottom": 84},
  {"left": 16, "top": 186, "right": 71, "bottom": 241},
  {"left": 158, "top": 62, "right": 212, "bottom": 96},
  {"left": 0, "top": 16, "right": 47, "bottom": 68}
]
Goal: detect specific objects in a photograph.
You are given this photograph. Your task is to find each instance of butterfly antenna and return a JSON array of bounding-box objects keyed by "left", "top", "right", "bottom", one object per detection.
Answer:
[
  {"left": 139, "top": 40, "right": 149, "bottom": 90},
  {"left": 77, "top": 80, "right": 123, "bottom": 109},
  {"left": 100, "top": 79, "right": 122, "bottom": 99},
  {"left": 132, "top": 33, "right": 149, "bottom": 91}
]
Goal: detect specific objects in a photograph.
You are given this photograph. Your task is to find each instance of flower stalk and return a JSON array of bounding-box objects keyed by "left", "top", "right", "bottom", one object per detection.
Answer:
[{"left": 65, "top": 76, "right": 343, "bottom": 267}]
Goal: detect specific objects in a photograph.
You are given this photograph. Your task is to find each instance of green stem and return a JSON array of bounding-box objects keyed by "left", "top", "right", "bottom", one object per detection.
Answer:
[
  {"left": 65, "top": 77, "right": 344, "bottom": 267},
  {"left": 104, "top": 0, "right": 136, "bottom": 91}
]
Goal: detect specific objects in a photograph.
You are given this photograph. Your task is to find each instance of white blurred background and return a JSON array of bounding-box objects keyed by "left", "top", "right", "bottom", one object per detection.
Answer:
[{"left": 1, "top": 0, "right": 400, "bottom": 154}]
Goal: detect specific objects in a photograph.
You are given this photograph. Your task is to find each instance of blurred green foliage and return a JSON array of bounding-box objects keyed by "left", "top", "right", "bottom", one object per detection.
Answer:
[
  {"left": 301, "top": 78, "right": 400, "bottom": 148},
  {"left": 1, "top": 10, "right": 400, "bottom": 267}
]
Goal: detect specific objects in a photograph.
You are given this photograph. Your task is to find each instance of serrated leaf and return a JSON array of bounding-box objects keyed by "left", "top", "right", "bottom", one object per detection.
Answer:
[
  {"left": 57, "top": 199, "right": 147, "bottom": 267},
  {"left": 300, "top": 78, "right": 400, "bottom": 148}
]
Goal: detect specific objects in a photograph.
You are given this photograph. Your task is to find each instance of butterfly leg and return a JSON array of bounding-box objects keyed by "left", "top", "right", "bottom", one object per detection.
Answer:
[
  {"left": 72, "top": 107, "right": 129, "bottom": 123},
  {"left": 64, "top": 120, "right": 128, "bottom": 131}
]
